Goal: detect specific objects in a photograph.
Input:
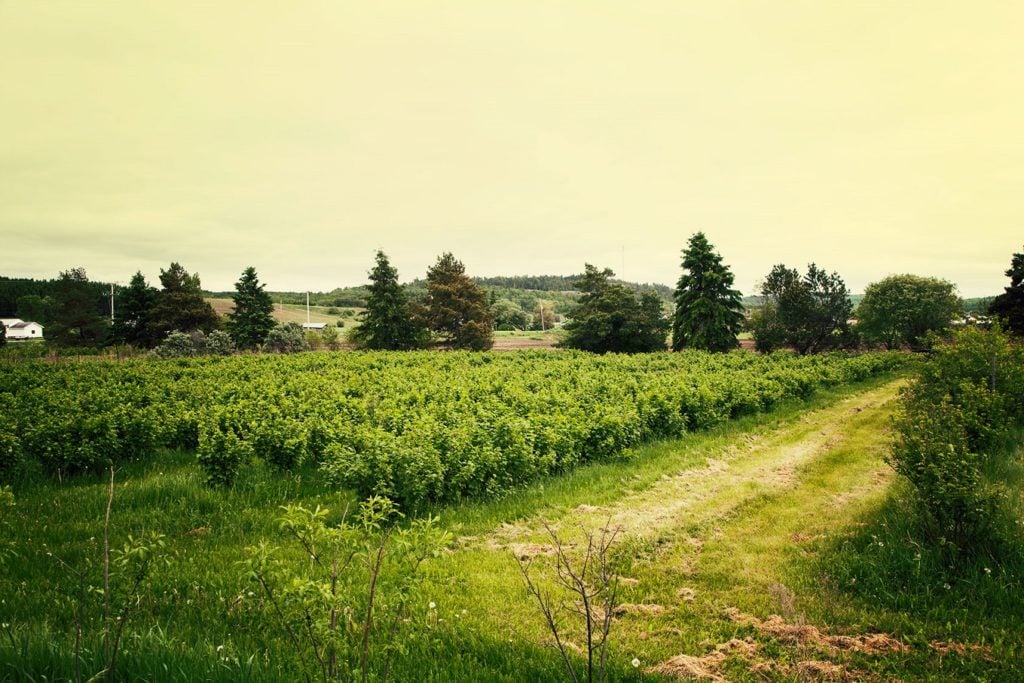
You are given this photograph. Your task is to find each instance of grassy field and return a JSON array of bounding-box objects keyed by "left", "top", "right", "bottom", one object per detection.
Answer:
[
  {"left": 2, "top": 369, "right": 1020, "bottom": 680},
  {"left": 205, "top": 297, "right": 360, "bottom": 328}
]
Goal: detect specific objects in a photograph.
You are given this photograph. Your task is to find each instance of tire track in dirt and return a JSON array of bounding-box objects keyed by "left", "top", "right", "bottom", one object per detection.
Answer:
[{"left": 485, "top": 380, "right": 903, "bottom": 551}]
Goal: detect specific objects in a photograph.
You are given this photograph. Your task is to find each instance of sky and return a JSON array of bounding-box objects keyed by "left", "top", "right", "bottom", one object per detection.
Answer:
[{"left": 1, "top": 2, "right": 1021, "bottom": 297}]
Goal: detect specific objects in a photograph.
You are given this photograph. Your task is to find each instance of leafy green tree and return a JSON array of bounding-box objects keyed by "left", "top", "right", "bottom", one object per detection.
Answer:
[
  {"left": 671, "top": 232, "right": 744, "bottom": 352},
  {"left": 0, "top": 322, "right": 5, "bottom": 349},
  {"left": 112, "top": 271, "right": 158, "bottom": 347},
  {"left": 530, "top": 300, "right": 558, "bottom": 331},
  {"left": 560, "top": 265, "right": 668, "bottom": 353},
  {"left": 148, "top": 262, "right": 220, "bottom": 342},
  {"left": 226, "top": 266, "right": 276, "bottom": 350},
  {"left": 491, "top": 298, "right": 530, "bottom": 331},
  {"left": 16, "top": 295, "right": 51, "bottom": 327},
  {"left": 48, "top": 267, "right": 108, "bottom": 347},
  {"left": 422, "top": 252, "right": 494, "bottom": 350},
  {"left": 751, "top": 263, "right": 854, "bottom": 354},
  {"left": 351, "top": 251, "right": 429, "bottom": 350},
  {"left": 263, "top": 322, "right": 308, "bottom": 354},
  {"left": 988, "top": 246, "right": 1024, "bottom": 335},
  {"left": 857, "top": 274, "right": 960, "bottom": 350}
]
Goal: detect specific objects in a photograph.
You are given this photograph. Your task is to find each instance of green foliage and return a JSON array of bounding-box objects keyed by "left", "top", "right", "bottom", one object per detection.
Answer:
[
  {"left": 15, "top": 294, "right": 51, "bottom": 327},
  {"left": 0, "top": 485, "right": 14, "bottom": 566},
  {"left": 857, "top": 274, "right": 960, "bottom": 350},
  {"left": 263, "top": 323, "right": 308, "bottom": 354},
  {"left": 0, "top": 322, "right": 5, "bottom": 348},
  {"left": 226, "top": 266, "right": 276, "bottom": 350},
  {"left": 422, "top": 253, "right": 494, "bottom": 350},
  {"left": 671, "top": 232, "right": 744, "bottom": 352},
  {"left": 491, "top": 298, "right": 531, "bottom": 331},
  {"left": 239, "top": 497, "right": 450, "bottom": 682},
  {"left": 148, "top": 262, "right": 220, "bottom": 342},
  {"left": 152, "top": 329, "right": 234, "bottom": 358},
  {"left": 321, "top": 324, "right": 340, "bottom": 350},
  {"left": 351, "top": 251, "right": 429, "bottom": 350},
  {"left": 560, "top": 265, "right": 668, "bottom": 353},
  {"left": 889, "top": 325, "right": 1024, "bottom": 552},
  {"left": 988, "top": 245, "right": 1024, "bottom": 335},
  {"left": 751, "top": 263, "right": 855, "bottom": 354},
  {"left": 47, "top": 267, "right": 109, "bottom": 347},
  {"left": 112, "top": 272, "right": 158, "bottom": 348},
  {"left": 0, "top": 347, "right": 905, "bottom": 494}
]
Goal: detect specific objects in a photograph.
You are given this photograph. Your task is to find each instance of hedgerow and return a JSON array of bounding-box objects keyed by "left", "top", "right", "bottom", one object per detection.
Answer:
[{"left": 0, "top": 350, "right": 906, "bottom": 505}]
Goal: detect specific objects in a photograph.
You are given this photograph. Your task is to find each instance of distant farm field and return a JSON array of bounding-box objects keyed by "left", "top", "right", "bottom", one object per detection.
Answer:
[{"left": 205, "top": 297, "right": 358, "bottom": 327}]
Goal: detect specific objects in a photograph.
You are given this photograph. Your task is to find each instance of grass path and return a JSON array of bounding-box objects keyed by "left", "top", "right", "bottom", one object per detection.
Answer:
[{"left": 421, "top": 379, "right": 971, "bottom": 680}]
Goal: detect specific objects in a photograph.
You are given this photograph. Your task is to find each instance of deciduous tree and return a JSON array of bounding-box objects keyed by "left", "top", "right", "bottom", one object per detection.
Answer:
[
  {"left": 226, "top": 266, "right": 276, "bottom": 350},
  {"left": 671, "top": 232, "right": 744, "bottom": 352},
  {"left": 351, "top": 251, "right": 429, "bottom": 350},
  {"left": 422, "top": 252, "right": 493, "bottom": 350},
  {"left": 857, "top": 274, "right": 960, "bottom": 350}
]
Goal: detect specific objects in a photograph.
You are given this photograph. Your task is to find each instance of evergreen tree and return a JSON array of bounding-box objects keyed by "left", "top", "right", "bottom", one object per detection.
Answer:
[
  {"left": 560, "top": 265, "right": 668, "bottom": 353},
  {"left": 988, "top": 246, "right": 1024, "bottom": 335},
  {"left": 422, "top": 252, "right": 494, "bottom": 350},
  {"left": 671, "top": 232, "right": 744, "bottom": 352},
  {"left": 751, "top": 263, "right": 855, "bottom": 354},
  {"left": 148, "top": 262, "right": 220, "bottom": 342},
  {"left": 351, "top": 251, "right": 429, "bottom": 350},
  {"left": 226, "top": 266, "right": 276, "bottom": 350},
  {"left": 48, "top": 267, "right": 108, "bottom": 347},
  {"left": 112, "top": 271, "right": 158, "bottom": 347}
]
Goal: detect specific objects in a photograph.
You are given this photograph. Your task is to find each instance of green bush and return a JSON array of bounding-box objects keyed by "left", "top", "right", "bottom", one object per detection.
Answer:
[{"left": 889, "top": 325, "right": 1024, "bottom": 551}]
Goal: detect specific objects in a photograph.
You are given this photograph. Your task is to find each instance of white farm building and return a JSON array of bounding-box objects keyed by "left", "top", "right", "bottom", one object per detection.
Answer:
[{"left": 1, "top": 318, "right": 44, "bottom": 340}]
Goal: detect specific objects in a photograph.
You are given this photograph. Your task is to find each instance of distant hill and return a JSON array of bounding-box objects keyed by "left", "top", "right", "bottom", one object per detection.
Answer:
[{"left": 207, "top": 274, "right": 675, "bottom": 317}]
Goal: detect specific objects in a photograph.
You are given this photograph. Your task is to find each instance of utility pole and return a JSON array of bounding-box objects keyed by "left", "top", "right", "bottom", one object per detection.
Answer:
[
  {"left": 306, "top": 291, "right": 310, "bottom": 324},
  {"left": 109, "top": 283, "right": 115, "bottom": 323}
]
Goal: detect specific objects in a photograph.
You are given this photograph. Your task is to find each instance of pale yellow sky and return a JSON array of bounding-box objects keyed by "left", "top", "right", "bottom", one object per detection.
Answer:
[{"left": 1, "top": 1, "right": 1020, "bottom": 296}]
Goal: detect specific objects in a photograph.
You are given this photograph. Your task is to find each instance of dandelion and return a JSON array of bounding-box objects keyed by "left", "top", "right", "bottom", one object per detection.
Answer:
[
  {"left": 632, "top": 658, "right": 641, "bottom": 668},
  {"left": 943, "top": 583, "right": 951, "bottom": 590},
  {"left": 984, "top": 567, "right": 992, "bottom": 575},
  {"left": 428, "top": 601, "right": 436, "bottom": 610},
  {"left": 217, "top": 645, "right": 224, "bottom": 653}
]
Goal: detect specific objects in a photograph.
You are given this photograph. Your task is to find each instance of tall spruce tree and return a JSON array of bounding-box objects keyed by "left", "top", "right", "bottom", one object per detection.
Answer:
[
  {"left": 423, "top": 252, "right": 494, "bottom": 350},
  {"left": 226, "top": 266, "right": 275, "bottom": 350},
  {"left": 148, "top": 262, "right": 220, "bottom": 342},
  {"left": 988, "top": 246, "right": 1024, "bottom": 335},
  {"left": 352, "top": 251, "right": 428, "bottom": 350},
  {"left": 671, "top": 233, "right": 744, "bottom": 352},
  {"left": 112, "top": 271, "right": 158, "bottom": 347}
]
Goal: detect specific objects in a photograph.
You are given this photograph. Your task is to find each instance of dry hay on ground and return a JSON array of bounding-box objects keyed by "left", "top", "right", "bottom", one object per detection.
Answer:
[
  {"left": 725, "top": 607, "right": 907, "bottom": 654},
  {"left": 614, "top": 603, "right": 666, "bottom": 617}
]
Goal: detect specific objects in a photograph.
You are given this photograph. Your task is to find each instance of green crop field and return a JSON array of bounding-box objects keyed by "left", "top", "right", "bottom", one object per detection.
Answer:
[{"left": 1, "top": 350, "right": 1021, "bottom": 681}]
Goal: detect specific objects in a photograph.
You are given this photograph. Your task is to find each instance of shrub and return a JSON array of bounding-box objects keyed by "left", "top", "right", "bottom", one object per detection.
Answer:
[
  {"left": 262, "top": 323, "right": 308, "bottom": 354},
  {"left": 888, "top": 325, "right": 1024, "bottom": 551}
]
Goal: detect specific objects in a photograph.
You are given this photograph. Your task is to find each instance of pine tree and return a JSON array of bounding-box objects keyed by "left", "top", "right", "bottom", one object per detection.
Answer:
[
  {"left": 352, "top": 251, "right": 429, "bottom": 350},
  {"left": 112, "top": 271, "right": 158, "bottom": 347},
  {"left": 226, "top": 266, "right": 276, "bottom": 350},
  {"left": 423, "top": 252, "right": 494, "bottom": 350},
  {"left": 560, "top": 265, "right": 668, "bottom": 353},
  {"left": 148, "top": 262, "right": 220, "bottom": 342},
  {"left": 671, "top": 233, "right": 744, "bottom": 353},
  {"left": 988, "top": 246, "right": 1024, "bottom": 335},
  {"left": 48, "top": 267, "right": 108, "bottom": 347}
]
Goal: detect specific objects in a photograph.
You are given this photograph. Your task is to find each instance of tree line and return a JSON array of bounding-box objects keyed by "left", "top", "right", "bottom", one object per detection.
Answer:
[{"left": 2, "top": 241, "right": 1021, "bottom": 354}]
